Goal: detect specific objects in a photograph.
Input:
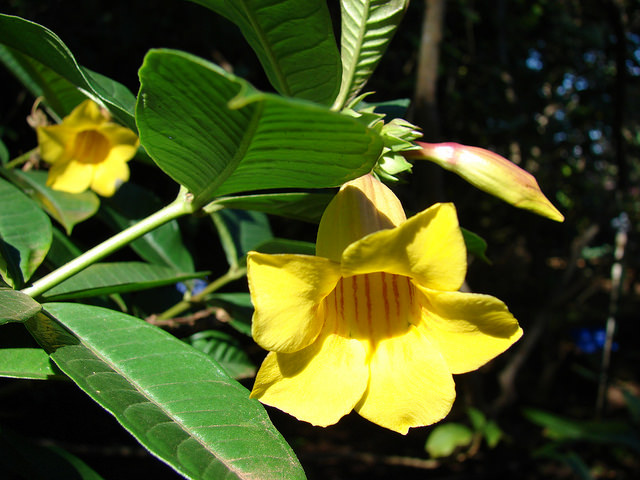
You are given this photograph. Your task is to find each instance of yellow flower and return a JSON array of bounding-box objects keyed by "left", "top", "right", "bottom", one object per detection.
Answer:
[
  {"left": 247, "top": 174, "right": 522, "bottom": 434},
  {"left": 37, "top": 99, "right": 139, "bottom": 197}
]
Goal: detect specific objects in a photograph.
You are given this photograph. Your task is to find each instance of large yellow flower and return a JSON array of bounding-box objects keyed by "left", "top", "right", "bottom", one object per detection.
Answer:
[
  {"left": 247, "top": 174, "right": 522, "bottom": 434},
  {"left": 37, "top": 99, "right": 139, "bottom": 197}
]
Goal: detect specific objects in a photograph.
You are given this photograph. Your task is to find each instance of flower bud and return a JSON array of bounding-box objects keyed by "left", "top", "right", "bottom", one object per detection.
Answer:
[
  {"left": 408, "top": 142, "right": 564, "bottom": 222},
  {"left": 316, "top": 174, "right": 406, "bottom": 262}
]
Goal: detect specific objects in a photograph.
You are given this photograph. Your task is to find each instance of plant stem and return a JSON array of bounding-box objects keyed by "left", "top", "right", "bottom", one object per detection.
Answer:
[
  {"left": 156, "top": 267, "right": 247, "bottom": 320},
  {"left": 5, "top": 148, "right": 39, "bottom": 169},
  {"left": 22, "top": 192, "right": 195, "bottom": 298}
]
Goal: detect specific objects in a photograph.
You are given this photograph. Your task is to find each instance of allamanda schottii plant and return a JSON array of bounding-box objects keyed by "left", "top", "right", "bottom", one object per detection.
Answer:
[{"left": 0, "top": 1, "right": 564, "bottom": 478}]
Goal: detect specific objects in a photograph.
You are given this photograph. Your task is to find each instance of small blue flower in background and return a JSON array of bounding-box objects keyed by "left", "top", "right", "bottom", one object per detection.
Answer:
[
  {"left": 176, "top": 278, "right": 208, "bottom": 296},
  {"left": 571, "top": 327, "right": 619, "bottom": 354}
]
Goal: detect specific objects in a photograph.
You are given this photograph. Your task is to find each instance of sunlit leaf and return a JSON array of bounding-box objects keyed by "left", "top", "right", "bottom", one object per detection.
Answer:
[
  {"left": 189, "top": 0, "right": 341, "bottom": 104},
  {"left": 0, "top": 14, "right": 136, "bottom": 129},
  {"left": 0, "top": 347, "right": 63, "bottom": 379},
  {"left": 425, "top": 422, "right": 474, "bottom": 458},
  {"left": 40, "top": 262, "right": 207, "bottom": 301},
  {"left": 27, "top": 304, "right": 305, "bottom": 479},
  {"left": 0, "top": 177, "right": 52, "bottom": 288},
  {"left": 136, "top": 49, "right": 383, "bottom": 208},
  {"left": 334, "top": 0, "right": 409, "bottom": 108},
  {"left": 2, "top": 169, "right": 99, "bottom": 234},
  {"left": 0, "top": 288, "right": 42, "bottom": 325}
]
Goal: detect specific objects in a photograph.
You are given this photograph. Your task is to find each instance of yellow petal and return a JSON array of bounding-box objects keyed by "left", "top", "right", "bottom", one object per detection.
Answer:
[
  {"left": 416, "top": 287, "right": 523, "bottom": 374},
  {"left": 64, "top": 99, "right": 106, "bottom": 128},
  {"left": 355, "top": 326, "right": 456, "bottom": 434},
  {"left": 341, "top": 203, "right": 466, "bottom": 291},
  {"left": 37, "top": 125, "right": 75, "bottom": 164},
  {"left": 247, "top": 252, "right": 341, "bottom": 353},
  {"left": 47, "top": 159, "right": 93, "bottom": 194},
  {"left": 91, "top": 158, "right": 130, "bottom": 197},
  {"left": 99, "top": 123, "right": 140, "bottom": 151},
  {"left": 250, "top": 316, "right": 368, "bottom": 427},
  {"left": 316, "top": 174, "right": 406, "bottom": 262}
]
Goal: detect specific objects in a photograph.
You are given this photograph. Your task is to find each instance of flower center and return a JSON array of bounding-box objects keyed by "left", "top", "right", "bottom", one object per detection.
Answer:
[
  {"left": 323, "top": 272, "right": 419, "bottom": 347},
  {"left": 71, "top": 129, "right": 110, "bottom": 164}
]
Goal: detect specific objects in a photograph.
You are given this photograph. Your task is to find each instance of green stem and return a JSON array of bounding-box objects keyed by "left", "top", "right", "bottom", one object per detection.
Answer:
[
  {"left": 157, "top": 266, "right": 247, "bottom": 320},
  {"left": 5, "top": 148, "right": 39, "bottom": 169},
  {"left": 22, "top": 192, "right": 195, "bottom": 298}
]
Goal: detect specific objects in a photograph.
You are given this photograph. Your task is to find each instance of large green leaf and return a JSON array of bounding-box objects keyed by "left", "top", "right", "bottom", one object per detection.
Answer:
[
  {"left": 189, "top": 0, "right": 341, "bottom": 105},
  {"left": 0, "top": 14, "right": 136, "bottom": 129},
  {"left": 0, "top": 177, "right": 52, "bottom": 288},
  {"left": 100, "top": 183, "right": 194, "bottom": 272},
  {"left": 40, "top": 262, "right": 207, "bottom": 301},
  {"left": 0, "top": 288, "right": 42, "bottom": 325},
  {"left": 0, "top": 348, "right": 63, "bottom": 379},
  {"left": 27, "top": 304, "right": 305, "bottom": 480},
  {"left": 0, "top": 44, "right": 87, "bottom": 121},
  {"left": 1, "top": 169, "right": 99, "bottom": 234},
  {"left": 334, "top": 0, "right": 409, "bottom": 109},
  {"left": 136, "top": 49, "right": 383, "bottom": 208},
  {"left": 210, "top": 192, "right": 333, "bottom": 223}
]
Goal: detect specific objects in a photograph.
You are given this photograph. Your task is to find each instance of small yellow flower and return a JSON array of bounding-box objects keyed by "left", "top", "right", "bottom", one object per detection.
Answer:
[
  {"left": 37, "top": 99, "right": 139, "bottom": 197},
  {"left": 247, "top": 174, "right": 522, "bottom": 434}
]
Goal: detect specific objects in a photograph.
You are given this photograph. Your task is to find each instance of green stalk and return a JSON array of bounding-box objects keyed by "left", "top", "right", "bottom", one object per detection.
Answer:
[
  {"left": 22, "top": 191, "right": 195, "bottom": 298},
  {"left": 5, "top": 148, "right": 39, "bottom": 169},
  {"left": 156, "top": 266, "right": 247, "bottom": 320}
]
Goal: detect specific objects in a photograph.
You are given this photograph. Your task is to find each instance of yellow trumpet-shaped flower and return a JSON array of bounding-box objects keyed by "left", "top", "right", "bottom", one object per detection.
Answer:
[
  {"left": 247, "top": 174, "right": 522, "bottom": 434},
  {"left": 37, "top": 99, "right": 139, "bottom": 197}
]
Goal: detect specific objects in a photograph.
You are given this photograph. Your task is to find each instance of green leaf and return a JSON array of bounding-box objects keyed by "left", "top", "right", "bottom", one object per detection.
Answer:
[
  {"left": 40, "top": 262, "right": 207, "bottom": 301},
  {"left": 211, "top": 209, "right": 272, "bottom": 269},
  {"left": 0, "top": 176, "right": 52, "bottom": 288},
  {"left": 0, "top": 288, "right": 42, "bottom": 324},
  {"left": 334, "top": 0, "right": 409, "bottom": 109},
  {"left": 467, "top": 406, "right": 486, "bottom": 431},
  {"left": 461, "top": 227, "right": 491, "bottom": 264},
  {"left": 0, "top": 14, "right": 136, "bottom": 129},
  {"left": 189, "top": 0, "right": 341, "bottom": 105},
  {"left": 0, "top": 44, "right": 87, "bottom": 120},
  {"left": 425, "top": 423, "right": 474, "bottom": 458},
  {"left": 27, "top": 304, "right": 305, "bottom": 480},
  {"left": 483, "top": 420, "right": 503, "bottom": 449},
  {"left": 1, "top": 169, "right": 99, "bottom": 234},
  {"left": 253, "top": 238, "right": 316, "bottom": 256},
  {"left": 185, "top": 330, "right": 256, "bottom": 380},
  {"left": 210, "top": 192, "right": 333, "bottom": 223},
  {"left": 523, "top": 408, "right": 640, "bottom": 451},
  {"left": 0, "top": 347, "right": 63, "bottom": 379},
  {"left": 100, "top": 183, "right": 194, "bottom": 272},
  {"left": 0, "top": 426, "right": 104, "bottom": 480},
  {"left": 136, "top": 49, "right": 383, "bottom": 208},
  {"left": 45, "top": 227, "right": 83, "bottom": 268}
]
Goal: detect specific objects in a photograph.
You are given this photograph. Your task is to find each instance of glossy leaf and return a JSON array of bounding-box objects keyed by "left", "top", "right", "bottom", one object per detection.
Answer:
[
  {"left": 0, "top": 14, "right": 136, "bottom": 129},
  {"left": 189, "top": 0, "right": 341, "bottom": 104},
  {"left": 40, "top": 262, "right": 207, "bottom": 301},
  {"left": 186, "top": 330, "right": 256, "bottom": 380},
  {"left": 0, "top": 288, "right": 42, "bottom": 325},
  {"left": 27, "top": 304, "right": 305, "bottom": 480},
  {"left": 211, "top": 209, "right": 272, "bottom": 269},
  {"left": 136, "top": 49, "right": 383, "bottom": 207},
  {"left": 334, "top": 0, "right": 409, "bottom": 108},
  {"left": 0, "top": 44, "right": 86, "bottom": 120},
  {"left": 0, "top": 177, "right": 52, "bottom": 288},
  {"left": 0, "top": 347, "right": 63, "bottom": 379},
  {"left": 211, "top": 192, "right": 333, "bottom": 223},
  {"left": 100, "top": 183, "right": 194, "bottom": 272},
  {"left": 2, "top": 169, "right": 99, "bottom": 234}
]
